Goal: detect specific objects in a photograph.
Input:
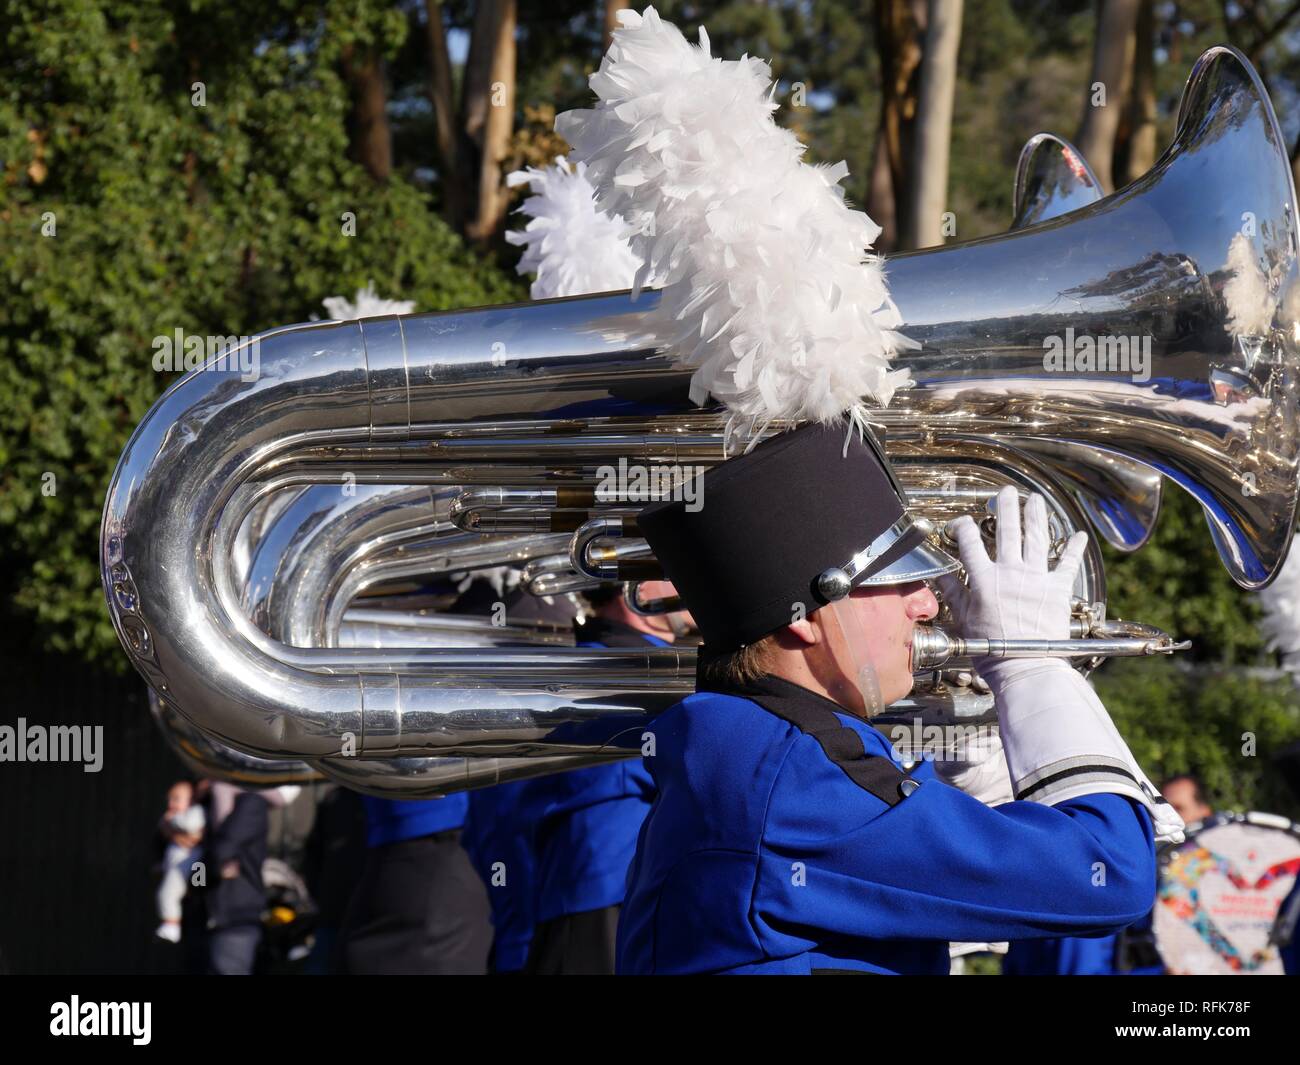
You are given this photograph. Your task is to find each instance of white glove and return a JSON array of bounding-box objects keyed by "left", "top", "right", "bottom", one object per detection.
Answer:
[
  {"left": 937, "top": 487, "right": 1086, "bottom": 683},
  {"left": 938, "top": 487, "right": 1185, "bottom": 845}
]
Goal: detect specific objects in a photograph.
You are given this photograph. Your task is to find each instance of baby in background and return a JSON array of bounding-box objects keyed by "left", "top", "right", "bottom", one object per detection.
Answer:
[{"left": 155, "top": 780, "right": 205, "bottom": 943}]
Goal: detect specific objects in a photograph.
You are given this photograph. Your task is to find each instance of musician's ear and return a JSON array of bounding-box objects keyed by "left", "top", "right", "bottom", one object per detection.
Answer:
[{"left": 782, "top": 616, "right": 819, "bottom": 647}]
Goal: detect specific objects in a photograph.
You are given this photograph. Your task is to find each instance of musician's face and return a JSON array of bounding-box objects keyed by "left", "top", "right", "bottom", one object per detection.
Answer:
[
  {"left": 632, "top": 581, "right": 695, "bottom": 640},
  {"left": 822, "top": 580, "right": 940, "bottom": 710}
]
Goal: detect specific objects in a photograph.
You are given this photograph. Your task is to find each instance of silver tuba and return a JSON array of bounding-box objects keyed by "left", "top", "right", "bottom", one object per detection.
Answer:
[
  {"left": 135, "top": 126, "right": 1153, "bottom": 793},
  {"left": 104, "top": 46, "right": 1300, "bottom": 792}
]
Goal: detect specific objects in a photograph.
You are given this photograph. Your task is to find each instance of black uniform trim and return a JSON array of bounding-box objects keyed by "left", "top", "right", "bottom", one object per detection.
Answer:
[
  {"left": 702, "top": 674, "right": 914, "bottom": 808},
  {"left": 1015, "top": 762, "right": 1141, "bottom": 802}
]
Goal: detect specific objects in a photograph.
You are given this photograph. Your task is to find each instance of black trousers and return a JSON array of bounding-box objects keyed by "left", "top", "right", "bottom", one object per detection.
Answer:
[
  {"left": 340, "top": 829, "right": 492, "bottom": 975},
  {"left": 207, "top": 924, "right": 262, "bottom": 975},
  {"left": 524, "top": 905, "right": 621, "bottom": 975}
]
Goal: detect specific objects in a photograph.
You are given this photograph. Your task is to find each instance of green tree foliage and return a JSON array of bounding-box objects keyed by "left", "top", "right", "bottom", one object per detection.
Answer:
[
  {"left": 0, "top": 0, "right": 521, "bottom": 667},
  {"left": 1103, "top": 488, "right": 1268, "bottom": 668},
  {"left": 1097, "top": 658, "right": 1300, "bottom": 821},
  {"left": 1097, "top": 489, "right": 1300, "bottom": 818}
]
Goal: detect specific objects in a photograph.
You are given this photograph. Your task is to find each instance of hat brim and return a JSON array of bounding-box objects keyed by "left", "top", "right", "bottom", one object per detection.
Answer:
[{"left": 853, "top": 531, "right": 961, "bottom": 587}]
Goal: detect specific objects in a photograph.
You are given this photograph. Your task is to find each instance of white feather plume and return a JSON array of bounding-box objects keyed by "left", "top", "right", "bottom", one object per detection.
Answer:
[
  {"left": 506, "top": 156, "right": 644, "bottom": 298},
  {"left": 1258, "top": 534, "right": 1300, "bottom": 655},
  {"left": 320, "top": 282, "right": 416, "bottom": 321},
  {"left": 556, "top": 6, "right": 914, "bottom": 445},
  {"left": 451, "top": 565, "right": 522, "bottom": 600}
]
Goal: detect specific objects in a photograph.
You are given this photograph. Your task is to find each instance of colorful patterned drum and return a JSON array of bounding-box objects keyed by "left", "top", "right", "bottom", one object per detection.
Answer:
[{"left": 1154, "top": 812, "right": 1300, "bottom": 974}]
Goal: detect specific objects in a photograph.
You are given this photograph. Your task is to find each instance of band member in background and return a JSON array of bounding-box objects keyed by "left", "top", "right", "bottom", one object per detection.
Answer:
[
  {"left": 338, "top": 791, "right": 491, "bottom": 975},
  {"left": 1160, "top": 773, "right": 1215, "bottom": 826},
  {"left": 514, "top": 582, "right": 691, "bottom": 975},
  {"left": 462, "top": 778, "right": 540, "bottom": 975},
  {"left": 616, "top": 423, "right": 1184, "bottom": 975},
  {"left": 300, "top": 785, "right": 367, "bottom": 974},
  {"left": 338, "top": 573, "right": 579, "bottom": 976},
  {"left": 457, "top": 574, "right": 579, "bottom": 974}
]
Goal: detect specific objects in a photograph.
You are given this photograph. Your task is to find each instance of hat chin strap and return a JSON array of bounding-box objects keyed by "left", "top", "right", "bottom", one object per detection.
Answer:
[
  {"left": 820, "top": 599, "right": 888, "bottom": 719},
  {"left": 858, "top": 661, "right": 886, "bottom": 719}
]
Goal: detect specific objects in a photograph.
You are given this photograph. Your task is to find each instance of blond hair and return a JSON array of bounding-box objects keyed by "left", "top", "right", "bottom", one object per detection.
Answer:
[{"left": 696, "top": 634, "right": 777, "bottom": 690}]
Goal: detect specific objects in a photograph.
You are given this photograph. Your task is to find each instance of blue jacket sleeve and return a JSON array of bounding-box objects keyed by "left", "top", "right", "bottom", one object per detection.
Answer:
[
  {"left": 755, "top": 732, "right": 1157, "bottom": 949},
  {"left": 463, "top": 783, "right": 539, "bottom": 972}
]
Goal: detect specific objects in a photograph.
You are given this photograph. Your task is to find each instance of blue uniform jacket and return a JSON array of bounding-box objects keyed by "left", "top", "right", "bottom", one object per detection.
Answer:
[
  {"left": 517, "top": 617, "right": 665, "bottom": 925},
  {"left": 361, "top": 794, "right": 468, "bottom": 848},
  {"left": 462, "top": 779, "right": 539, "bottom": 973},
  {"left": 616, "top": 674, "right": 1157, "bottom": 975}
]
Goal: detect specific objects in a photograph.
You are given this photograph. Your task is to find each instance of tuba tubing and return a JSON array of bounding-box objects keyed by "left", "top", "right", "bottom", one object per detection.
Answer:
[{"left": 104, "top": 46, "right": 1300, "bottom": 772}]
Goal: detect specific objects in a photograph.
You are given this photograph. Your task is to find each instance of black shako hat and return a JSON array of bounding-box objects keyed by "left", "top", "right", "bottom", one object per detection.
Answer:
[{"left": 637, "top": 423, "right": 960, "bottom": 651}]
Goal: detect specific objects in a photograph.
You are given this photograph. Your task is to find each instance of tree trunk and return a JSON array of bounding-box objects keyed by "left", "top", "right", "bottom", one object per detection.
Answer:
[
  {"left": 866, "top": 122, "right": 898, "bottom": 252},
  {"left": 341, "top": 47, "right": 392, "bottom": 182},
  {"left": 873, "top": 0, "right": 927, "bottom": 249},
  {"left": 1076, "top": 0, "right": 1140, "bottom": 193},
  {"left": 448, "top": 0, "right": 501, "bottom": 239},
  {"left": 461, "top": 0, "right": 498, "bottom": 149},
  {"left": 424, "top": 0, "right": 465, "bottom": 221},
  {"left": 904, "top": 0, "right": 962, "bottom": 250},
  {"left": 466, "top": 0, "right": 516, "bottom": 243},
  {"left": 1112, "top": 0, "right": 1154, "bottom": 183}
]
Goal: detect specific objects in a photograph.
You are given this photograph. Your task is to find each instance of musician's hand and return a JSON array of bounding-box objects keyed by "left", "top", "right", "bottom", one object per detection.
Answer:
[
  {"left": 939, "top": 488, "right": 1184, "bottom": 843},
  {"left": 936, "top": 487, "right": 1087, "bottom": 683}
]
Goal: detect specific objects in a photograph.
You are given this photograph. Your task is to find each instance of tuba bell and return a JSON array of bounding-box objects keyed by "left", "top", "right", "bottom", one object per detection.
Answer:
[
  {"left": 1012, "top": 131, "right": 1103, "bottom": 230},
  {"left": 103, "top": 46, "right": 1300, "bottom": 792}
]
